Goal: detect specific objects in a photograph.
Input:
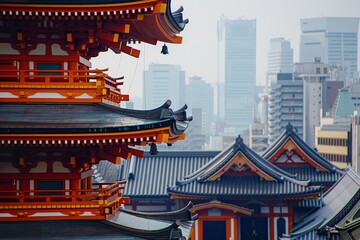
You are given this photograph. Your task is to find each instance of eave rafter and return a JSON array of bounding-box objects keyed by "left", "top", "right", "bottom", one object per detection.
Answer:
[
  {"left": 0, "top": 0, "right": 184, "bottom": 58},
  {"left": 0, "top": 126, "right": 178, "bottom": 149}
]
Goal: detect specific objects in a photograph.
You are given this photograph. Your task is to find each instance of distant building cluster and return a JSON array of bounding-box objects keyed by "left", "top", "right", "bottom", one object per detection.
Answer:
[{"left": 134, "top": 16, "right": 360, "bottom": 170}]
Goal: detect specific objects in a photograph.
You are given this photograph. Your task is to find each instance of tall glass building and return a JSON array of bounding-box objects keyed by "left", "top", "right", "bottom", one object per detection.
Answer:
[
  {"left": 267, "top": 38, "right": 293, "bottom": 86},
  {"left": 300, "top": 17, "right": 359, "bottom": 82},
  {"left": 143, "top": 63, "right": 185, "bottom": 110},
  {"left": 218, "top": 17, "right": 256, "bottom": 132}
]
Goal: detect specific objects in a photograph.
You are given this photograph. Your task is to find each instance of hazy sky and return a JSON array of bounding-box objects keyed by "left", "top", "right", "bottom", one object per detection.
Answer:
[{"left": 91, "top": 0, "right": 360, "bottom": 100}]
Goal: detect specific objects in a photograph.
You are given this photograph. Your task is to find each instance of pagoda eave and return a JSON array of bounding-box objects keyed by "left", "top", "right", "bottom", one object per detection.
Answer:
[
  {"left": 0, "top": 126, "right": 178, "bottom": 145},
  {"left": 0, "top": 0, "right": 187, "bottom": 57}
]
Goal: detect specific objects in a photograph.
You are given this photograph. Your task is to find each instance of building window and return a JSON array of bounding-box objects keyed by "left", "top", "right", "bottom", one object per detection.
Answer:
[
  {"left": 316, "top": 67, "right": 321, "bottom": 74},
  {"left": 37, "top": 181, "right": 63, "bottom": 195},
  {"left": 37, "top": 63, "right": 61, "bottom": 75}
]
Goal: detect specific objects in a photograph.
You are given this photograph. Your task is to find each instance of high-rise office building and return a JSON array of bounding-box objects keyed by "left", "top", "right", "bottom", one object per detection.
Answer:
[
  {"left": 267, "top": 38, "right": 293, "bottom": 85},
  {"left": 294, "top": 60, "right": 330, "bottom": 147},
  {"left": 218, "top": 17, "right": 256, "bottom": 132},
  {"left": 268, "top": 73, "right": 303, "bottom": 144},
  {"left": 300, "top": 17, "right": 359, "bottom": 82},
  {"left": 186, "top": 76, "right": 214, "bottom": 137},
  {"left": 143, "top": 63, "right": 185, "bottom": 110}
]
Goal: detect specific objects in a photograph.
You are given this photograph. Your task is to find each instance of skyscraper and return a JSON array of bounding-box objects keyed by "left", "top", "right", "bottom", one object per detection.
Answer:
[
  {"left": 294, "top": 61, "right": 330, "bottom": 147},
  {"left": 218, "top": 17, "right": 256, "bottom": 132},
  {"left": 267, "top": 38, "right": 293, "bottom": 85},
  {"left": 300, "top": 17, "right": 359, "bottom": 82},
  {"left": 268, "top": 73, "right": 304, "bottom": 144},
  {"left": 143, "top": 63, "right": 185, "bottom": 110},
  {"left": 186, "top": 76, "right": 214, "bottom": 137}
]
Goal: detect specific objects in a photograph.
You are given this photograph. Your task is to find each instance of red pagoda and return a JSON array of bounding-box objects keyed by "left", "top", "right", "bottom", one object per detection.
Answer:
[{"left": 0, "top": 0, "right": 190, "bottom": 228}]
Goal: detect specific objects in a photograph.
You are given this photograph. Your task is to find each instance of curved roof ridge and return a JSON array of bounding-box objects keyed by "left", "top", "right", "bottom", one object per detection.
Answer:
[
  {"left": 281, "top": 218, "right": 326, "bottom": 239},
  {"left": 291, "top": 131, "right": 344, "bottom": 172},
  {"left": 165, "top": 0, "right": 189, "bottom": 32},
  {"left": 100, "top": 99, "right": 173, "bottom": 120},
  {"left": 241, "top": 140, "right": 299, "bottom": 181},
  {"left": 121, "top": 201, "right": 194, "bottom": 221},
  {"left": 180, "top": 135, "right": 311, "bottom": 184},
  {"left": 196, "top": 147, "right": 237, "bottom": 182},
  {"left": 282, "top": 168, "right": 360, "bottom": 239},
  {"left": 263, "top": 123, "right": 345, "bottom": 173},
  {"left": 179, "top": 141, "right": 235, "bottom": 182}
]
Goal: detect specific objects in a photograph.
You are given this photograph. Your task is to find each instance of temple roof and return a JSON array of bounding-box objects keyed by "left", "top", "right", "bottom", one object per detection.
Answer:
[
  {"left": 94, "top": 151, "right": 217, "bottom": 197},
  {"left": 168, "top": 175, "right": 321, "bottom": 199},
  {"left": 281, "top": 168, "right": 360, "bottom": 240},
  {"left": 282, "top": 167, "right": 341, "bottom": 185},
  {"left": 104, "top": 202, "right": 196, "bottom": 240},
  {"left": 0, "top": 101, "right": 191, "bottom": 145},
  {"left": 263, "top": 123, "right": 344, "bottom": 174},
  {"left": 0, "top": 220, "right": 145, "bottom": 239},
  {"left": 0, "top": 203, "right": 195, "bottom": 239},
  {"left": 178, "top": 136, "right": 307, "bottom": 184},
  {"left": 168, "top": 136, "right": 322, "bottom": 199}
]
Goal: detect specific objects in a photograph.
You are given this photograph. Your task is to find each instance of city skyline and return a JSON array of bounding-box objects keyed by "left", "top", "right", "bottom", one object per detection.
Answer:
[{"left": 91, "top": 0, "right": 360, "bottom": 100}]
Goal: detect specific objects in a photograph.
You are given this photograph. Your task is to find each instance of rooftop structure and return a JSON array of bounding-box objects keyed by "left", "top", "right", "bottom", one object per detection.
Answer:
[
  {"left": 300, "top": 17, "right": 359, "bottom": 82},
  {"left": 263, "top": 123, "right": 344, "bottom": 189},
  {"left": 268, "top": 73, "right": 304, "bottom": 144},
  {"left": 281, "top": 168, "right": 360, "bottom": 240},
  {"left": 0, "top": 0, "right": 191, "bottom": 237}
]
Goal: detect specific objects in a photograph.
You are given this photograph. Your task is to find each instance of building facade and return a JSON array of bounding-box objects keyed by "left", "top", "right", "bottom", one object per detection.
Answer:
[
  {"left": 315, "top": 88, "right": 355, "bottom": 168},
  {"left": 294, "top": 61, "right": 330, "bottom": 147},
  {"left": 249, "top": 122, "right": 268, "bottom": 154},
  {"left": 218, "top": 17, "right": 256, "bottom": 132},
  {"left": 143, "top": 63, "right": 185, "bottom": 110},
  {"left": 268, "top": 73, "right": 304, "bottom": 144},
  {"left": 186, "top": 76, "right": 214, "bottom": 138},
  {"left": 300, "top": 17, "right": 359, "bottom": 82},
  {"left": 267, "top": 38, "right": 293, "bottom": 86}
]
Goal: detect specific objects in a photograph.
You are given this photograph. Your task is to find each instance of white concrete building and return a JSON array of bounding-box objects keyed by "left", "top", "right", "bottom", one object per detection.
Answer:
[
  {"left": 300, "top": 17, "right": 359, "bottom": 82},
  {"left": 267, "top": 38, "right": 293, "bottom": 85},
  {"left": 294, "top": 61, "right": 330, "bottom": 147}
]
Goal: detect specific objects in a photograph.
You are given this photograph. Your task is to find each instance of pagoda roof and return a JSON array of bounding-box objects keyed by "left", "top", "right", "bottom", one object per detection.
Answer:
[
  {"left": 0, "top": 100, "right": 191, "bottom": 146},
  {"left": 0, "top": 0, "right": 188, "bottom": 57},
  {"left": 168, "top": 136, "right": 322, "bottom": 200},
  {"left": 0, "top": 220, "right": 145, "bottom": 239},
  {"left": 104, "top": 202, "right": 196, "bottom": 240},
  {"left": 262, "top": 123, "right": 344, "bottom": 174},
  {"left": 0, "top": 202, "right": 196, "bottom": 239},
  {"left": 281, "top": 168, "right": 360, "bottom": 240}
]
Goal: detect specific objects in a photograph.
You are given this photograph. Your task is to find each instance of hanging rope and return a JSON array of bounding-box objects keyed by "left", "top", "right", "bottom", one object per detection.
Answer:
[
  {"left": 115, "top": 51, "right": 123, "bottom": 77},
  {"left": 127, "top": 42, "right": 144, "bottom": 94}
]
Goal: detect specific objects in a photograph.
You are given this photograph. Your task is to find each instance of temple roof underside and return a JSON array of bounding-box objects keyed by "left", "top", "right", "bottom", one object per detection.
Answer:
[{"left": 0, "top": 0, "right": 188, "bottom": 58}]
